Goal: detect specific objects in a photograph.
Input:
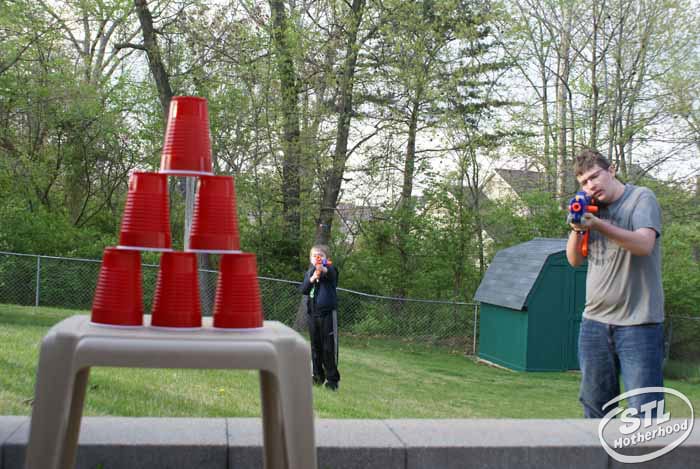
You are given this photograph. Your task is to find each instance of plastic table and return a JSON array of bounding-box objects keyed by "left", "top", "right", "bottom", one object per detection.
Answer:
[{"left": 24, "top": 315, "right": 316, "bottom": 469}]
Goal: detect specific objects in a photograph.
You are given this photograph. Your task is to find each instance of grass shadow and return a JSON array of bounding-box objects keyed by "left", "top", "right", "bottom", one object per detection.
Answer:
[{"left": 0, "top": 305, "right": 76, "bottom": 328}]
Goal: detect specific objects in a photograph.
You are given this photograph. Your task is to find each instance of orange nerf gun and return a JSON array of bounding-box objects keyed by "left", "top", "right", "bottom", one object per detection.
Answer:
[{"left": 568, "top": 191, "right": 598, "bottom": 257}]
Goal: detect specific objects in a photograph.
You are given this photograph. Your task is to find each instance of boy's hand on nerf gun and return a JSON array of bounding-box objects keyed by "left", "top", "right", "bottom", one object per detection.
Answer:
[
  {"left": 568, "top": 191, "right": 599, "bottom": 258},
  {"left": 313, "top": 255, "right": 331, "bottom": 280},
  {"left": 569, "top": 213, "right": 597, "bottom": 232}
]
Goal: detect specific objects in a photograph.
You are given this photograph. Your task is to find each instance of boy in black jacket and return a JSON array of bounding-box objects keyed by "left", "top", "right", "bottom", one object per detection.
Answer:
[{"left": 299, "top": 244, "right": 340, "bottom": 390}]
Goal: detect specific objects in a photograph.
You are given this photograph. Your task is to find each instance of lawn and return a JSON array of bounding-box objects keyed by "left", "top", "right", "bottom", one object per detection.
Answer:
[{"left": 1, "top": 304, "right": 697, "bottom": 419}]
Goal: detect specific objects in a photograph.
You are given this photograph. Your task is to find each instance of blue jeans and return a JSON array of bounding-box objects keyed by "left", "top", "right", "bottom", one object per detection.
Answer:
[{"left": 578, "top": 318, "right": 664, "bottom": 418}]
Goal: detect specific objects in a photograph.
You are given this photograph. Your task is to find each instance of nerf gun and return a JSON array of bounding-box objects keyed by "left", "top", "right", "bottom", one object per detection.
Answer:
[
  {"left": 568, "top": 191, "right": 598, "bottom": 257},
  {"left": 314, "top": 255, "right": 332, "bottom": 279}
]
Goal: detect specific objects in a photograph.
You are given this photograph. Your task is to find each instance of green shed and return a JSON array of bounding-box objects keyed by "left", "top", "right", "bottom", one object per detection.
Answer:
[{"left": 474, "top": 238, "right": 587, "bottom": 372}]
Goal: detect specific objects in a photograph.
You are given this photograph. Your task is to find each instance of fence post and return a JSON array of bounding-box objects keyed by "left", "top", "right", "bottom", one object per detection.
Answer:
[
  {"left": 472, "top": 303, "right": 478, "bottom": 355},
  {"left": 35, "top": 256, "right": 41, "bottom": 307}
]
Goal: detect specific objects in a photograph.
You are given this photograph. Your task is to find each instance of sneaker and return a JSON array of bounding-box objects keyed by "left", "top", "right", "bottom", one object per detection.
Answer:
[
  {"left": 324, "top": 382, "right": 338, "bottom": 391},
  {"left": 312, "top": 376, "right": 325, "bottom": 386}
]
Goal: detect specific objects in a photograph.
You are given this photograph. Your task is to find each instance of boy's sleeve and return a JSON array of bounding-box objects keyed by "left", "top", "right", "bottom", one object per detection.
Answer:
[
  {"left": 325, "top": 265, "right": 338, "bottom": 288},
  {"left": 298, "top": 267, "right": 314, "bottom": 294},
  {"left": 631, "top": 188, "right": 662, "bottom": 238}
]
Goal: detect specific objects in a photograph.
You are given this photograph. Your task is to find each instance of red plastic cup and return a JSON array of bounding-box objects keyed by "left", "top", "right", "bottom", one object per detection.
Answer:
[
  {"left": 151, "top": 252, "right": 202, "bottom": 329},
  {"left": 118, "top": 172, "right": 172, "bottom": 251},
  {"left": 213, "top": 253, "right": 264, "bottom": 329},
  {"left": 188, "top": 175, "right": 241, "bottom": 253},
  {"left": 91, "top": 248, "right": 144, "bottom": 327},
  {"left": 160, "top": 96, "right": 214, "bottom": 176}
]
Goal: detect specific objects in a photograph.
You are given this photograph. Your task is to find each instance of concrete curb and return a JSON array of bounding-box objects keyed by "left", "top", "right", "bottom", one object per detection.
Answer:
[
  {"left": 0, "top": 417, "right": 25, "bottom": 469},
  {"left": 2, "top": 417, "right": 697, "bottom": 468}
]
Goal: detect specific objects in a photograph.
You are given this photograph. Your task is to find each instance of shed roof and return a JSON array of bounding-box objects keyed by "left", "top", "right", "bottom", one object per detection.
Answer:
[{"left": 474, "top": 238, "right": 568, "bottom": 310}]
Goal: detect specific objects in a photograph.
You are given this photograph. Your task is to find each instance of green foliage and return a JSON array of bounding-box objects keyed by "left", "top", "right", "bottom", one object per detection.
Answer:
[
  {"left": 483, "top": 190, "right": 568, "bottom": 256},
  {"left": 643, "top": 177, "right": 699, "bottom": 225},
  {"left": 340, "top": 203, "right": 482, "bottom": 301},
  {"left": 0, "top": 255, "right": 36, "bottom": 306},
  {"left": 341, "top": 210, "right": 424, "bottom": 298},
  {"left": 234, "top": 171, "right": 306, "bottom": 278},
  {"left": 0, "top": 2, "right": 149, "bottom": 260},
  {"left": 340, "top": 218, "right": 404, "bottom": 295},
  {"left": 643, "top": 178, "right": 700, "bottom": 360},
  {"left": 665, "top": 359, "right": 700, "bottom": 382},
  {"left": 0, "top": 203, "right": 115, "bottom": 258},
  {"left": 662, "top": 222, "right": 700, "bottom": 317}
]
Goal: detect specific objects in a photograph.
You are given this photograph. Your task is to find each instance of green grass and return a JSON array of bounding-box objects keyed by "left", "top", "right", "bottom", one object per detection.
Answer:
[{"left": 1, "top": 304, "right": 698, "bottom": 418}]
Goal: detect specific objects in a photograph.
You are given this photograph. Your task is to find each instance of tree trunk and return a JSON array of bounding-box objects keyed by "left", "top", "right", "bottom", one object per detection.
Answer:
[
  {"left": 613, "top": 14, "right": 625, "bottom": 173},
  {"left": 542, "top": 77, "right": 553, "bottom": 191},
  {"left": 395, "top": 99, "right": 420, "bottom": 298},
  {"left": 468, "top": 150, "right": 485, "bottom": 279},
  {"left": 590, "top": 0, "right": 599, "bottom": 148},
  {"left": 623, "top": 17, "right": 653, "bottom": 178},
  {"left": 134, "top": 0, "right": 172, "bottom": 116},
  {"left": 315, "top": 0, "right": 366, "bottom": 245},
  {"left": 270, "top": 0, "right": 302, "bottom": 265},
  {"left": 695, "top": 176, "right": 700, "bottom": 263},
  {"left": 556, "top": 9, "right": 572, "bottom": 205}
]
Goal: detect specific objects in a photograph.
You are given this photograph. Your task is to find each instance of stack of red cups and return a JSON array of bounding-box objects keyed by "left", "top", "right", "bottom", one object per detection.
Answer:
[{"left": 90, "top": 96, "right": 264, "bottom": 331}]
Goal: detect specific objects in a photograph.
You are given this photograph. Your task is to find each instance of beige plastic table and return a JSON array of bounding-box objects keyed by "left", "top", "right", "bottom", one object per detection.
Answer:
[{"left": 25, "top": 315, "right": 316, "bottom": 469}]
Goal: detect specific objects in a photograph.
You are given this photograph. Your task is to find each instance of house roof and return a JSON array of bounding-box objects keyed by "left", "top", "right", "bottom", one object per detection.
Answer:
[
  {"left": 494, "top": 168, "right": 548, "bottom": 195},
  {"left": 493, "top": 163, "right": 653, "bottom": 199},
  {"left": 474, "top": 237, "right": 568, "bottom": 310},
  {"left": 336, "top": 203, "right": 376, "bottom": 221}
]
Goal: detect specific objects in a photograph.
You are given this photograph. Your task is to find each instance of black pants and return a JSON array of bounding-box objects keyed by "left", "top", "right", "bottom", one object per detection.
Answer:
[{"left": 308, "top": 311, "right": 340, "bottom": 385}]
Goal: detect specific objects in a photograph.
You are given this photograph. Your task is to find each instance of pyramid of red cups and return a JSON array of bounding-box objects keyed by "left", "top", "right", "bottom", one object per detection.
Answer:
[{"left": 91, "top": 96, "right": 264, "bottom": 330}]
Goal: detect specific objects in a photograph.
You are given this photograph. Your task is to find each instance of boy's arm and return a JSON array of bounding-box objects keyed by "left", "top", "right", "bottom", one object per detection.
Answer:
[
  {"left": 321, "top": 265, "right": 338, "bottom": 286},
  {"left": 567, "top": 189, "right": 659, "bottom": 261},
  {"left": 580, "top": 189, "right": 659, "bottom": 257},
  {"left": 570, "top": 214, "right": 655, "bottom": 258},
  {"left": 566, "top": 230, "right": 585, "bottom": 267},
  {"left": 587, "top": 217, "right": 656, "bottom": 256}
]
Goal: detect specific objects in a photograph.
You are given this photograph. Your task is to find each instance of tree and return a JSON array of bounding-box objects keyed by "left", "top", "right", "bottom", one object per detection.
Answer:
[
  {"left": 498, "top": 0, "right": 574, "bottom": 192},
  {"left": 359, "top": 0, "right": 506, "bottom": 295},
  {"left": 315, "top": 0, "right": 369, "bottom": 246},
  {"left": 555, "top": 2, "right": 573, "bottom": 202},
  {"left": 269, "top": 0, "right": 303, "bottom": 263},
  {"left": 0, "top": 1, "right": 139, "bottom": 229}
]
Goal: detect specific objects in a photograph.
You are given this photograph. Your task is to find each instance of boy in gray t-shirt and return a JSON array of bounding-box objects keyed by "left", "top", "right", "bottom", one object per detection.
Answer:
[{"left": 566, "top": 148, "right": 664, "bottom": 419}]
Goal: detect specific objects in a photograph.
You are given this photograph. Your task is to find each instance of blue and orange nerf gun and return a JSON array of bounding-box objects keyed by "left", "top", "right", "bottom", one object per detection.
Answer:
[
  {"left": 568, "top": 191, "right": 598, "bottom": 257},
  {"left": 314, "top": 255, "right": 332, "bottom": 278}
]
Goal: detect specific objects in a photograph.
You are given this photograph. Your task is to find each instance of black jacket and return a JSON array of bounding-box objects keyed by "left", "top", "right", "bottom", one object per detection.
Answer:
[{"left": 299, "top": 264, "right": 338, "bottom": 316}]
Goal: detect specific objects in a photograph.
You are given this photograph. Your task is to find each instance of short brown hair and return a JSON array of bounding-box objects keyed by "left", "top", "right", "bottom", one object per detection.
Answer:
[{"left": 574, "top": 148, "right": 611, "bottom": 176}]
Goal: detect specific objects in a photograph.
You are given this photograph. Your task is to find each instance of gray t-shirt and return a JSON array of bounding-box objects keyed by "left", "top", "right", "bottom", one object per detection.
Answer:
[{"left": 583, "top": 184, "right": 664, "bottom": 325}]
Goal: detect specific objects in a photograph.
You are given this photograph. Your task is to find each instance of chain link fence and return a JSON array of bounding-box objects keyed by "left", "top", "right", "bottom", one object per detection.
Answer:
[
  {"left": 2, "top": 251, "right": 698, "bottom": 362},
  {"left": 0, "top": 251, "right": 479, "bottom": 354},
  {"left": 665, "top": 315, "right": 700, "bottom": 362}
]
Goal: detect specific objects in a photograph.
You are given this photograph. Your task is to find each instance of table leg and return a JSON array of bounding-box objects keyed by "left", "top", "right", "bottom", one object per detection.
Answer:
[
  {"left": 25, "top": 334, "right": 78, "bottom": 469},
  {"left": 276, "top": 338, "right": 317, "bottom": 469},
  {"left": 60, "top": 367, "right": 90, "bottom": 469},
  {"left": 260, "top": 370, "right": 288, "bottom": 469}
]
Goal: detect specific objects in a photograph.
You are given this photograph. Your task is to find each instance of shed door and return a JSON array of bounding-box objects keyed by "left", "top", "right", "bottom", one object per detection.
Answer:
[{"left": 567, "top": 268, "right": 587, "bottom": 369}]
